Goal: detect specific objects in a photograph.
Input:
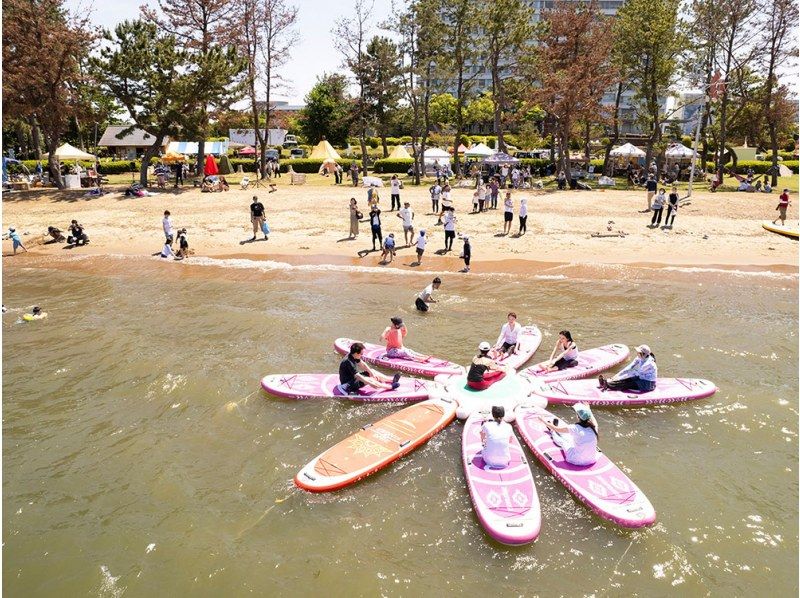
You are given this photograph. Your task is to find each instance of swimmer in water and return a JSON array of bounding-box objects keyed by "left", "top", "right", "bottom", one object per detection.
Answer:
[{"left": 24, "top": 306, "right": 47, "bottom": 320}]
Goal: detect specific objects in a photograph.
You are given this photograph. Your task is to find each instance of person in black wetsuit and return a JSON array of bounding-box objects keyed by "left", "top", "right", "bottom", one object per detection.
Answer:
[{"left": 338, "top": 342, "right": 400, "bottom": 394}]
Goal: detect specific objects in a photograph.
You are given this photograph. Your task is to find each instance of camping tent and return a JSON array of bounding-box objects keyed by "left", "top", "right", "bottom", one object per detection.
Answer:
[
  {"left": 388, "top": 145, "right": 412, "bottom": 159},
  {"left": 309, "top": 139, "right": 341, "bottom": 161},
  {"left": 42, "top": 143, "right": 96, "bottom": 161},
  {"left": 465, "top": 143, "right": 495, "bottom": 158},
  {"left": 664, "top": 144, "right": 697, "bottom": 159},
  {"left": 609, "top": 143, "right": 645, "bottom": 157},
  {"left": 423, "top": 147, "right": 450, "bottom": 164},
  {"left": 484, "top": 152, "right": 519, "bottom": 164}
]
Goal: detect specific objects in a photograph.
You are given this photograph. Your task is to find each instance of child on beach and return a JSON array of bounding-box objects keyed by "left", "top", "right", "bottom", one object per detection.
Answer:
[
  {"left": 503, "top": 193, "right": 514, "bottom": 235},
  {"left": 415, "top": 229, "right": 427, "bottom": 264},
  {"left": 650, "top": 188, "right": 666, "bottom": 227},
  {"left": 160, "top": 238, "right": 181, "bottom": 260},
  {"left": 8, "top": 228, "right": 27, "bottom": 254},
  {"left": 664, "top": 187, "right": 679, "bottom": 229},
  {"left": 460, "top": 236, "right": 471, "bottom": 272},
  {"left": 773, "top": 189, "right": 791, "bottom": 225},
  {"left": 380, "top": 233, "right": 396, "bottom": 264},
  {"left": 175, "top": 229, "right": 189, "bottom": 259},
  {"left": 518, "top": 198, "right": 528, "bottom": 235},
  {"left": 472, "top": 190, "right": 480, "bottom": 213}
]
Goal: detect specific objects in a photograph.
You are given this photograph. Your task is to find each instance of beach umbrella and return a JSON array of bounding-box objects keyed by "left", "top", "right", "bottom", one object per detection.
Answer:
[
  {"left": 218, "top": 154, "right": 232, "bottom": 174},
  {"left": 204, "top": 154, "right": 219, "bottom": 176}
]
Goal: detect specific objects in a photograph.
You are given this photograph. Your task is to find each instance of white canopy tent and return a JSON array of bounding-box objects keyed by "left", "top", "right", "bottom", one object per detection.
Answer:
[
  {"left": 609, "top": 143, "right": 645, "bottom": 157},
  {"left": 423, "top": 147, "right": 450, "bottom": 164},
  {"left": 42, "top": 143, "right": 96, "bottom": 161},
  {"left": 664, "top": 144, "right": 697, "bottom": 159},
  {"left": 464, "top": 143, "right": 495, "bottom": 158}
]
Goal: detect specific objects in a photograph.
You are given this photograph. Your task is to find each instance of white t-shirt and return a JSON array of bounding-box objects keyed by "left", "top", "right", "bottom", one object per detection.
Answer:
[
  {"left": 555, "top": 424, "right": 598, "bottom": 466},
  {"left": 499, "top": 322, "right": 520, "bottom": 344},
  {"left": 399, "top": 207, "right": 414, "bottom": 227},
  {"left": 504, "top": 199, "right": 513, "bottom": 213},
  {"left": 163, "top": 216, "right": 174, "bottom": 236},
  {"left": 482, "top": 420, "right": 513, "bottom": 468},
  {"left": 477, "top": 186, "right": 486, "bottom": 200},
  {"left": 501, "top": 166, "right": 509, "bottom": 176},
  {"left": 391, "top": 179, "right": 401, "bottom": 193},
  {"left": 442, "top": 188, "right": 451, "bottom": 200},
  {"left": 444, "top": 211, "right": 456, "bottom": 231},
  {"left": 519, "top": 202, "right": 528, "bottom": 217},
  {"left": 419, "top": 283, "right": 434, "bottom": 301},
  {"left": 416, "top": 235, "right": 427, "bottom": 250},
  {"left": 161, "top": 243, "right": 175, "bottom": 258}
]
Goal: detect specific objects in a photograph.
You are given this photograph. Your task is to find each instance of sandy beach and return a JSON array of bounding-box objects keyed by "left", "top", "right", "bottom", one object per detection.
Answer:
[{"left": 2, "top": 179, "right": 797, "bottom": 272}]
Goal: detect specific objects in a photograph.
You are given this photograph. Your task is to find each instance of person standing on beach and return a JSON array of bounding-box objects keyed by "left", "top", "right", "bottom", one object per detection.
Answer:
[
  {"left": 503, "top": 192, "right": 514, "bottom": 235},
  {"left": 650, "top": 188, "right": 666, "bottom": 227},
  {"left": 489, "top": 177, "right": 499, "bottom": 209},
  {"left": 335, "top": 163, "right": 343, "bottom": 185},
  {"left": 430, "top": 181, "right": 441, "bottom": 215},
  {"left": 162, "top": 210, "right": 175, "bottom": 243},
  {"left": 773, "top": 189, "right": 791, "bottom": 225},
  {"left": 416, "top": 276, "right": 441, "bottom": 311},
  {"left": 390, "top": 175, "right": 401, "bottom": 211},
  {"left": 415, "top": 229, "right": 428, "bottom": 265},
  {"left": 663, "top": 186, "right": 679, "bottom": 229},
  {"left": 518, "top": 198, "right": 528, "bottom": 235},
  {"left": 350, "top": 162, "right": 359, "bottom": 187},
  {"left": 443, "top": 208, "right": 457, "bottom": 252},
  {"left": 460, "top": 235, "right": 471, "bottom": 272},
  {"left": 349, "top": 198, "right": 361, "bottom": 239},
  {"left": 369, "top": 204, "right": 383, "bottom": 251},
  {"left": 397, "top": 201, "right": 415, "bottom": 246},
  {"left": 644, "top": 175, "right": 657, "bottom": 211},
  {"left": 250, "top": 196, "right": 267, "bottom": 241},
  {"left": 8, "top": 228, "right": 27, "bottom": 255}
]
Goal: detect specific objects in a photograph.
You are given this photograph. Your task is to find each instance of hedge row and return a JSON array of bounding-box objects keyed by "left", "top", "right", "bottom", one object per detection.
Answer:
[
  {"left": 728, "top": 160, "right": 798, "bottom": 174},
  {"left": 372, "top": 158, "right": 414, "bottom": 173}
]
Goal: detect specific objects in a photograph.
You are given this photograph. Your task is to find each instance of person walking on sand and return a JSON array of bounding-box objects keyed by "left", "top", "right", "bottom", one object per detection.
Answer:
[
  {"left": 773, "top": 189, "right": 791, "bottom": 225},
  {"left": 503, "top": 192, "right": 514, "bottom": 235},
  {"left": 415, "top": 276, "right": 441, "bottom": 311},
  {"left": 162, "top": 210, "right": 175, "bottom": 243},
  {"left": 460, "top": 235, "right": 471, "bottom": 272},
  {"left": 663, "top": 186, "right": 679, "bottom": 229},
  {"left": 390, "top": 174, "right": 401, "bottom": 211},
  {"left": 644, "top": 175, "right": 657, "bottom": 212},
  {"left": 349, "top": 198, "right": 361, "bottom": 239},
  {"left": 397, "top": 201, "right": 415, "bottom": 246},
  {"left": 8, "top": 228, "right": 27, "bottom": 255},
  {"left": 415, "top": 229, "right": 428, "bottom": 264},
  {"left": 518, "top": 198, "right": 528, "bottom": 235},
  {"left": 477, "top": 182, "right": 487, "bottom": 212},
  {"left": 250, "top": 196, "right": 267, "bottom": 241},
  {"left": 650, "top": 188, "right": 666, "bottom": 227},
  {"left": 369, "top": 204, "right": 383, "bottom": 251},
  {"left": 350, "top": 162, "right": 359, "bottom": 187}
]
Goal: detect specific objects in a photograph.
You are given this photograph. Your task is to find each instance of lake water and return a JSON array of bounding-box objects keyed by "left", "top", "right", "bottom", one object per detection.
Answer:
[{"left": 3, "top": 255, "right": 798, "bottom": 596}]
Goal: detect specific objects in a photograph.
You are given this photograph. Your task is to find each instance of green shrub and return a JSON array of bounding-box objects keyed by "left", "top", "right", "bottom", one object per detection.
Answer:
[
  {"left": 228, "top": 159, "right": 259, "bottom": 173},
  {"left": 728, "top": 160, "right": 798, "bottom": 174},
  {"left": 373, "top": 158, "right": 414, "bottom": 173}
]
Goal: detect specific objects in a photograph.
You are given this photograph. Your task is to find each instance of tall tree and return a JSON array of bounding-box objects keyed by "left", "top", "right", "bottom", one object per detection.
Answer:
[
  {"left": 362, "top": 36, "right": 403, "bottom": 157},
  {"left": 440, "top": 0, "right": 482, "bottom": 175},
  {"left": 534, "top": 1, "right": 616, "bottom": 177},
  {"left": 297, "top": 74, "right": 353, "bottom": 146},
  {"left": 481, "top": 0, "right": 535, "bottom": 153},
  {"left": 757, "top": 0, "right": 798, "bottom": 185},
  {"left": 142, "top": 0, "right": 236, "bottom": 175},
  {"left": 333, "top": 0, "right": 373, "bottom": 174},
  {"left": 3, "top": 0, "right": 94, "bottom": 187},
  {"left": 94, "top": 20, "right": 245, "bottom": 185},
  {"left": 614, "top": 0, "right": 684, "bottom": 175}
]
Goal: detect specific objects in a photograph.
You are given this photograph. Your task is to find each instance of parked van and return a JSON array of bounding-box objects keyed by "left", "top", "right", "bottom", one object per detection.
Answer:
[{"left": 282, "top": 134, "right": 298, "bottom": 148}]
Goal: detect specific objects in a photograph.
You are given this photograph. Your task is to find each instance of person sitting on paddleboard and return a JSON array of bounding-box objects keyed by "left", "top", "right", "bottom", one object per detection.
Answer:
[
  {"left": 467, "top": 342, "right": 508, "bottom": 390},
  {"left": 536, "top": 330, "right": 579, "bottom": 373},
  {"left": 540, "top": 403, "right": 598, "bottom": 466},
  {"left": 338, "top": 342, "right": 400, "bottom": 394},
  {"left": 480, "top": 405, "right": 513, "bottom": 469},
  {"left": 598, "top": 344, "right": 657, "bottom": 392},
  {"left": 492, "top": 312, "right": 522, "bottom": 358},
  {"left": 381, "top": 317, "right": 430, "bottom": 363}
]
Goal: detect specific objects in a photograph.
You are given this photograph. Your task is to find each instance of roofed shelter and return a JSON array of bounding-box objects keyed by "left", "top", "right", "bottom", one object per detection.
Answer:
[
  {"left": 388, "top": 145, "right": 412, "bottom": 159},
  {"left": 309, "top": 139, "right": 341, "bottom": 161},
  {"left": 98, "top": 126, "right": 168, "bottom": 159}
]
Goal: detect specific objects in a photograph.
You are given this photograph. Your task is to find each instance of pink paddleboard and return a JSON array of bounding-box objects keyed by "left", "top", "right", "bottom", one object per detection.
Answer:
[
  {"left": 461, "top": 410, "right": 541, "bottom": 545},
  {"left": 514, "top": 404, "right": 656, "bottom": 528},
  {"left": 528, "top": 377, "right": 717, "bottom": 406},
  {"left": 494, "top": 325, "right": 542, "bottom": 371},
  {"left": 519, "top": 344, "right": 630, "bottom": 384},
  {"left": 333, "top": 338, "right": 464, "bottom": 378},
  {"left": 260, "top": 373, "right": 433, "bottom": 402}
]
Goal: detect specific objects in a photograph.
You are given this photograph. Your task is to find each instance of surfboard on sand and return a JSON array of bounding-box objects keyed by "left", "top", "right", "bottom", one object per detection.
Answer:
[
  {"left": 294, "top": 397, "right": 457, "bottom": 492},
  {"left": 462, "top": 410, "right": 541, "bottom": 545},
  {"left": 762, "top": 221, "right": 799, "bottom": 239},
  {"left": 333, "top": 338, "right": 464, "bottom": 377},
  {"left": 518, "top": 344, "right": 630, "bottom": 385},
  {"left": 261, "top": 373, "right": 433, "bottom": 402},
  {"left": 527, "top": 377, "right": 717, "bottom": 407},
  {"left": 514, "top": 404, "right": 656, "bottom": 528}
]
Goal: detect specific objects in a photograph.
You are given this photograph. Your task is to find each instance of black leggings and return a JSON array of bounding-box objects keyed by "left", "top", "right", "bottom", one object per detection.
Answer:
[
  {"left": 665, "top": 204, "right": 677, "bottom": 226},
  {"left": 391, "top": 194, "right": 400, "bottom": 210},
  {"left": 371, "top": 225, "right": 382, "bottom": 249},
  {"left": 431, "top": 198, "right": 439, "bottom": 213},
  {"left": 519, "top": 215, "right": 527, "bottom": 233},
  {"left": 444, "top": 230, "right": 455, "bottom": 250},
  {"left": 651, "top": 207, "right": 663, "bottom": 226}
]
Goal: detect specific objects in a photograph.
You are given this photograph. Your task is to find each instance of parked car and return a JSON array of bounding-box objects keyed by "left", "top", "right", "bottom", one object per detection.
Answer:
[
  {"left": 289, "top": 148, "right": 306, "bottom": 159},
  {"left": 282, "top": 134, "right": 298, "bottom": 148},
  {"left": 265, "top": 148, "right": 280, "bottom": 161}
]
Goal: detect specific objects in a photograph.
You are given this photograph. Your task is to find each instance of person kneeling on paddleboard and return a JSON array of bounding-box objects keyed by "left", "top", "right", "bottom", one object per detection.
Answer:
[
  {"left": 338, "top": 342, "right": 401, "bottom": 394},
  {"left": 381, "top": 317, "right": 430, "bottom": 363},
  {"left": 536, "top": 330, "right": 579, "bottom": 373},
  {"left": 540, "top": 403, "right": 598, "bottom": 466},
  {"left": 598, "top": 344, "right": 657, "bottom": 392},
  {"left": 466, "top": 342, "right": 508, "bottom": 390},
  {"left": 480, "top": 406, "right": 514, "bottom": 469}
]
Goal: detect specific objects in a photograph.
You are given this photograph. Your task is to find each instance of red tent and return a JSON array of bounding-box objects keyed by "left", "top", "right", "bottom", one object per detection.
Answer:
[
  {"left": 204, "top": 154, "right": 219, "bottom": 175},
  {"left": 238, "top": 146, "right": 256, "bottom": 156}
]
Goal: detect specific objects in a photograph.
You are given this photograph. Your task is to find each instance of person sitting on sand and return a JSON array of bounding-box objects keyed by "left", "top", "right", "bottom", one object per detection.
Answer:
[
  {"left": 46, "top": 226, "right": 66, "bottom": 243},
  {"left": 338, "top": 342, "right": 400, "bottom": 394},
  {"left": 598, "top": 344, "right": 657, "bottom": 392},
  {"left": 537, "top": 330, "right": 579, "bottom": 373},
  {"left": 480, "top": 406, "right": 514, "bottom": 469},
  {"left": 381, "top": 316, "right": 430, "bottom": 362},
  {"left": 467, "top": 342, "right": 508, "bottom": 390},
  {"left": 160, "top": 238, "right": 182, "bottom": 260},
  {"left": 539, "top": 403, "right": 598, "bottom": 466},
  {"left": 67, "top": 220, "right": 88, "bottom": 246},
  {"left": 492, "top": 312, "right": 522, "bottom": 358}
]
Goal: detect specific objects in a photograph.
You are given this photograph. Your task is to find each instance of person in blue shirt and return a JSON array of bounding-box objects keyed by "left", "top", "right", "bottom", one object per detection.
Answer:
[
  {"left": 380, "top": 233, "right": 396, "bottom": 264},
  {"left": 599, "top": 345, "right": 657, "bottom": 392},
  {"left": 8, "top": 228, "right": 26, "bottom": 254}
]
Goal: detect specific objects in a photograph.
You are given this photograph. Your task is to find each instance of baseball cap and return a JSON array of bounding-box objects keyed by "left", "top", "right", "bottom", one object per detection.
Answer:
[
  {"left": 635, "top": 344, "right": 651, "bottom": 356},
  {"left": 478, "top": 341, "right": 491, "bottom": 352},
  {"left": 573, "top": 402, "right": 593, "bottom": 422}
]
